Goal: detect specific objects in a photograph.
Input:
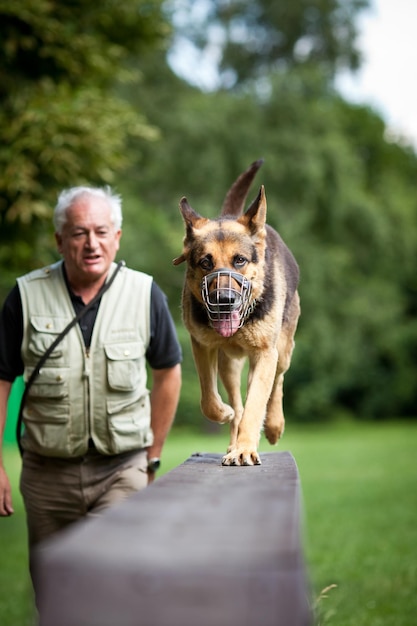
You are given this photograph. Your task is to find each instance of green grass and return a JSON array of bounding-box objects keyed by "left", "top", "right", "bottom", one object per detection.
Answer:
[{"left": 1, "top": 420, "right": 416, "bottom": 625}]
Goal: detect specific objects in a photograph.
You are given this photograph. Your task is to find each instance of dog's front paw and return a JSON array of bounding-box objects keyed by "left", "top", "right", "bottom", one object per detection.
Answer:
[
  {"left": 222, "top": 448, "right": 261, "bottom": 466},
  {"left": 202, "top": 401, "right": 234, "bottom": 425}
]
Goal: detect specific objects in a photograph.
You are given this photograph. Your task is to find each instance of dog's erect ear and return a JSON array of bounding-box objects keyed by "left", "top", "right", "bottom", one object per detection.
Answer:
[
  {"left": 238, "top": 185, "right": 267, "bottom": 233},
  {"left": 172, "top": 254, "right": 186, "bottom": 265},
  {"left": 221, "top": 159, "right": 264, "bottom": 217},
  {"left": 178, "top": 197, "right": 204, "bottom": 226},
  {"left": 178, "top": 197, "right": 211, "bottom": 233},
  {"left": 173, "top": 198, "right": 208, "bottom": 265}
]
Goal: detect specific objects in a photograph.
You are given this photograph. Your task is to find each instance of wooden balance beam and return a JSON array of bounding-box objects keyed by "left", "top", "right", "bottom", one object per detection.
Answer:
[{"left": 35, "top": 451, "right": 312, "bottom": 626}]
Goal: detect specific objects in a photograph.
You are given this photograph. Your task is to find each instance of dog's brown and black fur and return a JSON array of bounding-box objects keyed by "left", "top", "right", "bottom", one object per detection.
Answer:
[{"left": 174, "top": 160, "right": 300, "bottom": 465}]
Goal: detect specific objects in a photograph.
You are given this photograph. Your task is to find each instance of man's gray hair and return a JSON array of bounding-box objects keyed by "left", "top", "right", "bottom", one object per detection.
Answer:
[{"left": 53, "top": 186, "right": 123, "bottom": 234}]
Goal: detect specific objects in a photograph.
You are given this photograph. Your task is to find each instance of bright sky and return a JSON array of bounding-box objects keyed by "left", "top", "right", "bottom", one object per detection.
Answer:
[{"left": 336, "top": 0, "right": 417, "bottom": 149}]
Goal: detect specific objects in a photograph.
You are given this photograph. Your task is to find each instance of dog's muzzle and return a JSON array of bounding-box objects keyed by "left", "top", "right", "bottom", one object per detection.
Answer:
[{"left": 201, "top": 269, "right": 254, "bottom": 337}]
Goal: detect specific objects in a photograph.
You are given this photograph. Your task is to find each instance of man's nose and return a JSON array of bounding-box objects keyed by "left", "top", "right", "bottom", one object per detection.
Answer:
[{"left": 85, "top": 232, "right": 99, "bottom": 248}]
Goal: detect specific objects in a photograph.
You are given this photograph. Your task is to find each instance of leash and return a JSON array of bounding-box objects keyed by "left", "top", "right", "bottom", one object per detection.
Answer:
[{"left": 16, "top": 260, "right": 125, "bottom": 456}]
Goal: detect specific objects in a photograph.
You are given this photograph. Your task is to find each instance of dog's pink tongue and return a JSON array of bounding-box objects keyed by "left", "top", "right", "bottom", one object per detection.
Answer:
[{"left": 212, "top": 311, "right": 240, "bottom": 337}]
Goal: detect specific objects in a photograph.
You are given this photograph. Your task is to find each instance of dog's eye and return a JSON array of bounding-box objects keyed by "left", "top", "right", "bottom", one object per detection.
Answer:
[
  {"left": 234, "top": 256, "right": 248, "bottom": 268},
  {"left": 199, "top": 257, "right": 213, "bottom": 271}
]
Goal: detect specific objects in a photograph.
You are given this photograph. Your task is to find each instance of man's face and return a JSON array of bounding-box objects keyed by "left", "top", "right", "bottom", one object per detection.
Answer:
[{"left": 55, "top": 194, "right": 121, "bottom": 288}]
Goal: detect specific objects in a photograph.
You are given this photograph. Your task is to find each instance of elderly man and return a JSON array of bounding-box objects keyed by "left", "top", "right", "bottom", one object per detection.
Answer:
[{"left": 0, "top": 186, "right": 182, "bottom": 591}]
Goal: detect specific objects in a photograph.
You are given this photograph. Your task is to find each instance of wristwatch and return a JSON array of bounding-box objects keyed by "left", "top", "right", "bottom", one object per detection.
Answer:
[{"left": 147, "top": 457, "right": 161, "bottom": 473}]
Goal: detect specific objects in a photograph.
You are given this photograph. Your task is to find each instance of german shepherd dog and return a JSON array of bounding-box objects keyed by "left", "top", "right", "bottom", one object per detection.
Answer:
[{"left": 173, "top": 160, "right": 300, "bottom": 466}]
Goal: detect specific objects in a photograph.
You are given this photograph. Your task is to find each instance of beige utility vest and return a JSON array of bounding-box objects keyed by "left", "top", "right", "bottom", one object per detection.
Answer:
[{"left": 18, "top": 261, "right": 154, "bottom": 457}]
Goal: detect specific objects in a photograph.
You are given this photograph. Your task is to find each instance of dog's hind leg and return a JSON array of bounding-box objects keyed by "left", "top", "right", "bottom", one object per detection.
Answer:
[
  {"left": 191, "top": 337, "right": 235, "bottom": 425},
  {"left": 264, "top": 293, "right": 300, "bottom": 444},
  {"left": 264, "top": 371, "right": 286, "bottom": 445},
  {"left": 218, "top": 350, "right": 246, "bottom": 452}
]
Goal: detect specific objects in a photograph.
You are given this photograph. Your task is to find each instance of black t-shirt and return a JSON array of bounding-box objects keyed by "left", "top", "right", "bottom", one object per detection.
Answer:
[{"left": 0, "top": 278, "right": 182, "bottom": 382}]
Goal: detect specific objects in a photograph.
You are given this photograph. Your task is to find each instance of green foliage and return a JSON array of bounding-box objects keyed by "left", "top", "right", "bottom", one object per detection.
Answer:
[
  {"left": 0, "top": 0, "right": 168, "bottom": 89},
  {"left": 0, "top": 0, "right": 169, "bottom": 294},
  {"left": 0, "top": 80, "right": 156, "bottom": 218}
]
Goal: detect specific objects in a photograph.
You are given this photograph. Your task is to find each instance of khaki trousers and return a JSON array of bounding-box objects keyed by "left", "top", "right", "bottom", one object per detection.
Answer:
[
  {"left": 20, "top": 447, "right": 148, "bottom": 549},
  {"left": 20, "top": 447, "right": 148, "bottom": 598}
]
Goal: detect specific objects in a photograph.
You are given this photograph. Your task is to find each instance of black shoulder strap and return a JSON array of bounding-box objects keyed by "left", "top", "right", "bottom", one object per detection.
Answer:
[{"left": 16, "top": 260, "right": 125, "bottom": 456}]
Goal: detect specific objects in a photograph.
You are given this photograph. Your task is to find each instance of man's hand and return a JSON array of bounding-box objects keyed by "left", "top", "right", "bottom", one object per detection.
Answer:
[
  {"left": 0, "top": 465, "right": 14, "bottom": 516},
  {"left": 147, "top": 470, "right": 156, "bottom": 485},
  {"left": 0, "top": 380, "right": 14, "bottom": 516}
]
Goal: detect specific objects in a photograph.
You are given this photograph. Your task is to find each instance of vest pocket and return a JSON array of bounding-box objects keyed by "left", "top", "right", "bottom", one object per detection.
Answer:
[
  {"left": 28, "top": 316, "right": 70, "bottom": 362},
  {"left": 23, "top": 414, "right": 70, "bottom": 454},
  {"left": 105, "top": 341, "right": 145, "bottom": 392},
  {"left": 23, "top": 367, "right": 71, "bottom": 452},
  {"left": 25, "top": 367, "right": 69, "bottom": 416},
  {"left": 25, "top": 364, "right": 68, "bottom": 391},
  {"left": 106, "top": 391, "right": 152, "bottom": 453}
]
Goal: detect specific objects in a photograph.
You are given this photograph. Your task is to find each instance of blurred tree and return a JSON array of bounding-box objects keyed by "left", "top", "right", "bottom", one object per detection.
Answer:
[
  {"left": 166, "top": 0, "right": 369, "bottom": 88},
  {"left": 0, "top": 0, "right": 170, "bottom": 296}
]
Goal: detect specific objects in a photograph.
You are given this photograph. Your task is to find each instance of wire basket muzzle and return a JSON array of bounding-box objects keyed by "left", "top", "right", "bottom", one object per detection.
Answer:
[{"left": 201, "top": 269, "right": 253, "bottom": 336}]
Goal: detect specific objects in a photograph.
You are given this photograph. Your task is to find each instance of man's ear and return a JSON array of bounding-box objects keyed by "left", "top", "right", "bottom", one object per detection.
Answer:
[
  {"left": 55, "top": 232, "right": 63, "bottom": 253},
  {"left": 115, "top": 229, "right": 122, "bottom": 251}
]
